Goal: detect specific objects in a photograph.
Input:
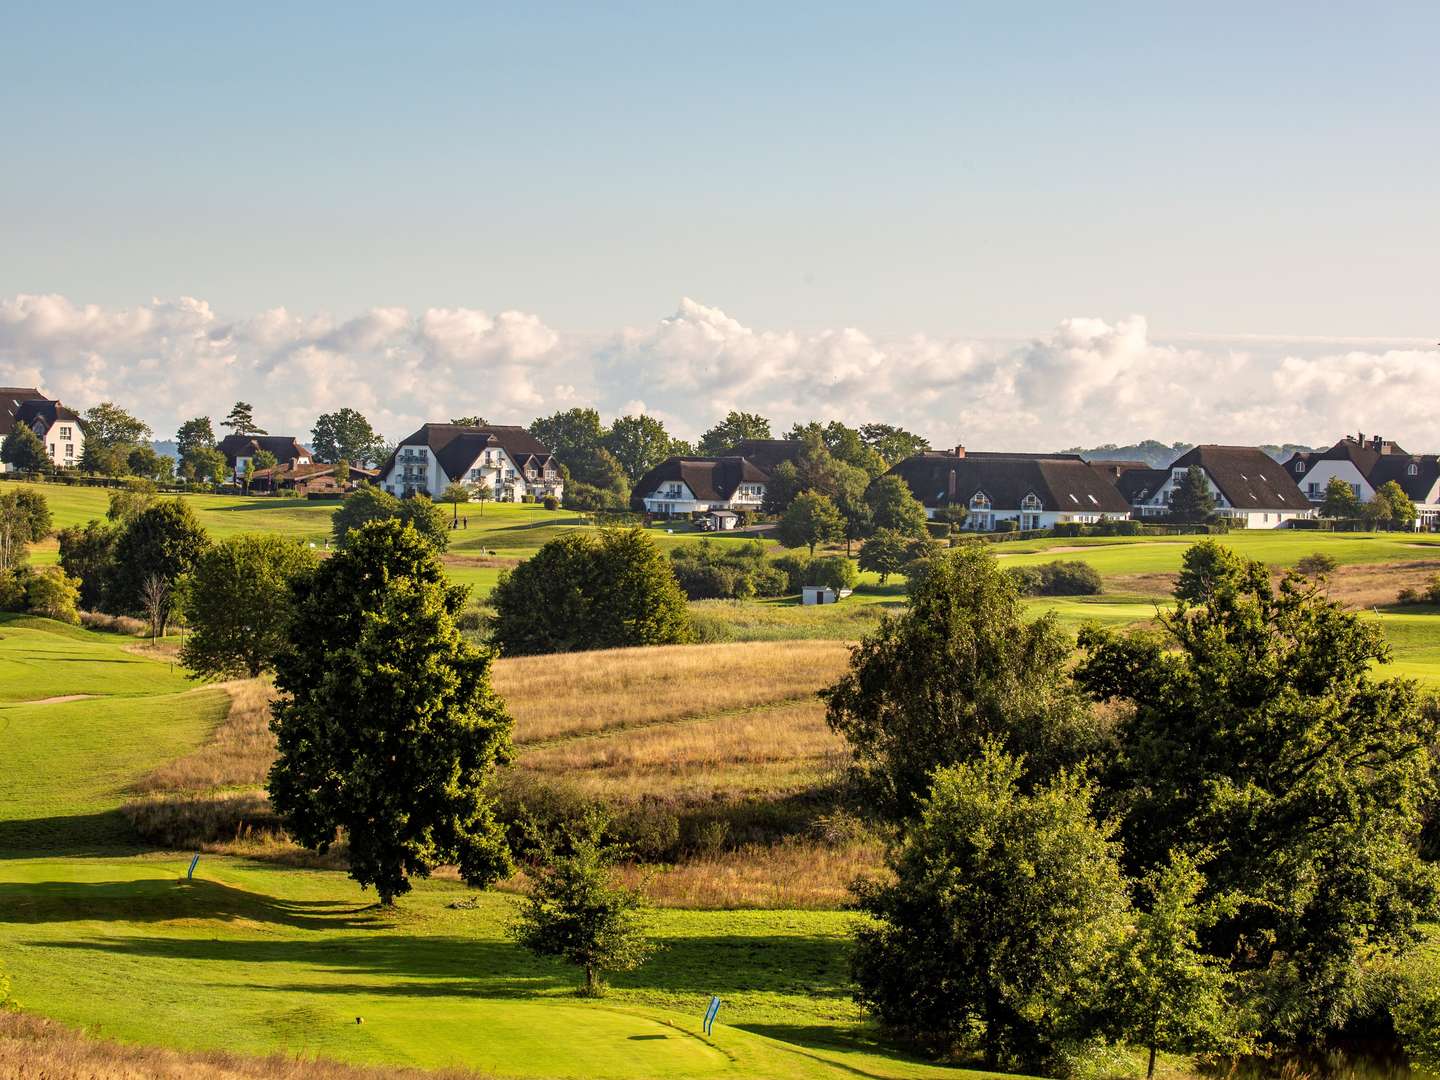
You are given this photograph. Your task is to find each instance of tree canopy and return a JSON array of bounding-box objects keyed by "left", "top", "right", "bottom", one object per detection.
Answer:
[
  {"left": 603, "top": 414, "right": 680, "bottom": 484},
  {"left": 698, "top": 411, "right": 772, "bottom": 455},
  {"left": 490, "top": 528, "right": 692, "bottom": 655},
  {"left": 174, "top": 416, "right": 215, "bottom": 456},
  {"left": 859, "top": 423, "right": 930, "bottom": 466},
  {"left": 311, "top": 408, "right": 387, "bottom": 466},
  {"left": 331, "top": 483, "right": 448, "bottom": 551},
  {"left": 775, "top": 491, "right": 844, "bottom": 555},
  {"left": 1, "top": 424, "right": 49, "bottom": 472},
  {"left": 865, "top": 474, "right": 929, "bottom": 536},
  {"left": 823, "top": 542, "right": 1099, "bottom": 820},
  {"left": 268, "top": 519, "right": 514, "bottom": 904},
  {"left": 1167, "top": 465, "right": 1216, "bottom": 523},
  {"left": 107, "top": 499, "right": 210, "bottom": 617},
  {"left": 222, "top": 401, "right": 265, "bottom": 435},
  {"left": 1320, "top": 475, "right": 1363, "bottom": 519}
]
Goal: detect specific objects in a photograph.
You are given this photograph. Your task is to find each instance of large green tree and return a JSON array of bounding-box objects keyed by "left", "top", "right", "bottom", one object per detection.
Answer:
[
  {"left": 786, "top": 420, "right": 887, "bottom": 476},
  {"left": 222, "top": 401, "right": 265, "bottom": 435},
  {"left": 1320, "top": 475, "right": 1363, "bottom": 519},
  {"left": 180, "top": 534, "right": 319, "bottom": 678},
  {"left": 857, "top": 528, "right": 910, "bottom": 585},
  {"left": 107, "top": 499, "right": 210, "bottom": 616},
  {"left": 823, "top": 542, "right": 1099, "bottom": 820},
  {"left": 56, "top": 519, "right": 119, "bottom": 610},
  {"left": 859, "top": 423, "right": 930, "bottom": 466},
  {"left": 268, "top": 519, "right": 513, "bottom": 905},
  {"left": 510, "top": 811, "right": 654, "bottom": 997},
  {"left": 529, "top": 407, "right": 605, "bottom": 462},
  {"left": 82, "top": 401, "right": 152, "bottom": 452},
  {"left": 697, "top": 411, "right": 772, "bottom": 455},
  {"left": 1, "top": 424, "right": 49, "bottom": 472},
  {"left": 1074, "top": 543, "right": 1440, "bottom": 1039},
  {"left": 331, "top": 483, "right": 448, "bottom": 551},
  {"left": 604, "top": 415, "right": 679, "bottom": 484},
  {"left": 0, "top": 488, "right": 52, "bottom": 573},
  {"left": 174, "top": 416, "right": 215, "bottom": 457},
  {"left": 865, "top": 474, "right": 929, "bottom": 536},
  {"left": 852, "top": 746, "right": 1128, "bottom": 1070},
  {"left": 311, "top": 408, "right": 386, "bottom": 466},
  {"left": 1372, "top": 479, "right": 1417, "bottom": 530},
  {"left": 775, "top": 491, "right": 844, "bottom": 556},
  {"left": 490, "top": 529, "right": 692, "bottom": 655}
]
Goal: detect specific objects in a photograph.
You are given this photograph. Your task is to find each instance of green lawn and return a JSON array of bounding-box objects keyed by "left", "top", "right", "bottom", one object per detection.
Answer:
[
  {"left": 0, "top": 614, "right": 195, "bottom": 702},
  {"left": 0, "top": 615, "right": 981, "bottom": 1079}
]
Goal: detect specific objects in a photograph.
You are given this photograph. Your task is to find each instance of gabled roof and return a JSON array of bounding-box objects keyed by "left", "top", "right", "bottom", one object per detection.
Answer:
[
  {"left": 1167, "top": 445, "right": 1307, "bottom": 511},
  {"left": 14, "top": 398, "right": 82, "bottom": 431},
  {"left": 724, "top": 439, "right": 807, "bottom": 472},
  {"left": 1, "top": 388, "right": 53, "bottom": 436},
  {"left": 251, "top": 461, "right": 377, "bottom": 482},
  {"left": 888, "top": 451, "right": 1132, "bottom": 513},
  {"left": 1286, "top": 435, "right": 1440, "bottom": 503},
  {"left": 216, "top": 434, "right": 313, "bottom": 467},
  {"left": 631, "top": 456, "right": 769, "bottom": 508},
  {"left": 381, "top": 423, "right": 555, "bottom": 482}
]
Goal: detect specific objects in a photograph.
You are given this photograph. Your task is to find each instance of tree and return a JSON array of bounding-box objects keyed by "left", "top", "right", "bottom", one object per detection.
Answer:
[
  {"left": 107, "top": 500, "right": 210, "bottom": 617},
  {"left": 697, "top": 411, "right": 772, "bottom": 455},
  {"left": 25, "top": 567, "right": 81, "bottom": 624},
  {"left": 1295, "top": 551, "right": 1339, "bottom": 578},
  {"left": 80, "top": 442, "right": 132, "bottom": 477},
  {"left": 1167, "top": 465, "right": 1215, "bottom": 523},
  {"left": 138, "top": 574, "right": 172, "bottom": 642},
  {"left": 510, "top": 810, "right": 654, "bottom": 996},
  {"left": 776, "top": 492, "right": 844, "bottom": 556},
  {"left": 180, "top": 535, "right": 319, "bottom": 678},
  {"left": 252, "top": 449, "right": 278, "bottom": 473},
  {"left": 470, "top": 483, "right": 490, "bottom": 518},
  {"left": 852, "top": 746, "right": 1128, "bottom": 1070},
  {"left": 1, "top": 424, "right": 49, "bottom": 472},
  {"left": 451, "top": 415, "right": 489, "bottom": 427},
  {"left": 331, "top": 483, "right": 448, "bottom": 551},
  {"left": 1320, "top": 475, "right": 1363, "bottom": 519},
  {"left": 604, "top": 415, "right": 677, "bottom": 484},
  {"left": 865, "top": 474, "right": 929, "bottom": 536},
  {"left": 180, "top": 445, "right": 227, "bottom": 485},
  {"left": 1074, "top": 546, "right": 1440, "bottom": 1040},
  {"left": 222, "top": 402, "right": 265, "bottom": 435},
  {"left": 490, "top": 529, "right": 693, "bottom": 656},
  {"left": 0, "top": 488, "right": 52, "bottom": 572},
  {"left": 269, "top": 519, "right": 514, "bottom": 905},
  {"left": 1373, "top": 479, "right": 1417, "bottom": 530},
  {"left": 859, "top": 423, "right": 930, "bottom": 466},
  {"left": 441, "top": 482, "right": 471, "bottom": 527},
  {"left": 82, "top": 402, "right": 152, "bottom": 453},
  {"left": 126, "top": 444, "right": 173, "bottom": 482},
  {"left": 57, "top": 519, "right": 119, "bottom": 610},
  {"left": 823, "top": 542, "right": 1099, "bottom": 820},
  {"left": 311, "top": 408, "right": 386, "bottom": 466},
  {"left": 1104, "top": 853, "right": 1245, "bottom": 1078},
  {"left": 786, "top": 420, "right": 887, "bottom": 475},
  {"left": 858, "top": 528, "right": 910, "bottom": 584},
  {"left": 174, "top": 416, "right": 215, "bottom": 457},
  {"left": 1173, "top": 538, "right": 1248, "bottom": 604},
  {"left": 1394, "top": 964, "right": 1440, "bottom": 1073},
  {"left": 808, "top": 555, "right": 858, "bottom": 593},
  {"left": 530, "top": 408, "right": 606, "bottom": 462},
  {"left": 107, "top": 479, "right": 158, "bottom": 523}
]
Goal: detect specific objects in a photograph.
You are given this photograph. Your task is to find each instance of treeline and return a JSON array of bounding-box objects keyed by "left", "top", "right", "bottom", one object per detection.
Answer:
[{"left": 825, "top": 541, "right": 1440, "bottom": 1075}]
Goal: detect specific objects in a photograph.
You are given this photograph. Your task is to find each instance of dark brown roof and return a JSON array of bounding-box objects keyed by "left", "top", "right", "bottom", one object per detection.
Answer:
[
  {"left": 0, "top": 388, "right": 52, "bottom": 436},
  {"left": 888, "top": 451, "right": 1133, "bottom": 514},
  {"left": 1369, "top": 454, "right": 1440, "bottom": 502},
  {"left": 252, "top": 461, "right": 377, "bottom": 482},
  {"left": 216, "top": 434, "right": 313, "bottom": 467},
  {"left": 1168, "top": 445, "right": 1307, "bottom": 511},
  {"left": 631, "top": 456, "right": 769, "bottom": 507},
  {"left": 1112, "top": 467, "right": 1170, "bottom": 505},
  {"left": 381, "top": 423, "right": 555, "bottom": 482},
  {"left": 724, "top": 439, "right": 807, "bottom": 472},
  {"left": 14, "top": 399, "right": 82, "bottom": 431},
  {"left": 1286, "top": 435, "right": 1439, "bottom": 503}
]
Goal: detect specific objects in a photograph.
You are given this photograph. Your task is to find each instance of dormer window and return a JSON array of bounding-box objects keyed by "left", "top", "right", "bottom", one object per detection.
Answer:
[
  {"left": 1409, "top": 463, "right": 1419, "bottom": 476},
  {"left": 969, "top": 492, "right": 991, "bottom": 511},
  {"left": 1020, "top": 493, "right": 1042, "bottom": 511},
  {"left": 1294, "top": 461, "right": 1305, "bottom": 473}
]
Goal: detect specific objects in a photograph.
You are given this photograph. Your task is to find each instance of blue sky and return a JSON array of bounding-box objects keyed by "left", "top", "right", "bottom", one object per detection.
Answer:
[
  {"left": 2, "top": 4, "right": 1437, "bottom": 448},
  {"left": 4, "top": 2, "right": 1436, "bottom": 337}
]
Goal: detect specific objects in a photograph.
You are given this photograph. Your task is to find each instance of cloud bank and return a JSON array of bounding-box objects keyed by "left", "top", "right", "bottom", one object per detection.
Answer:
[{"left": 1, "top": 292, "right": 1435, "bottom": 452}]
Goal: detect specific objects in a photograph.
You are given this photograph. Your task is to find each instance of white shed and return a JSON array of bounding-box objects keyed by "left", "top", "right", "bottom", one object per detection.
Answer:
[{"left": 802, "top": 586, "right": 853, "bottom": 605}]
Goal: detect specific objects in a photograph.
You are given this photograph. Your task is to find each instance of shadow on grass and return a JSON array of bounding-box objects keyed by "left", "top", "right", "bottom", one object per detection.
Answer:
[
  {"left": 0, "top": 810, "right": 138, "bottom": 858},
  {"left": 0, "top": 877, "right": 386, "bottom": 931}
]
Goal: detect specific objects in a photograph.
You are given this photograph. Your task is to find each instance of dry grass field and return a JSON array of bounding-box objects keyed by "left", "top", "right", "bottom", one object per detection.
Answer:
[
  {"left": 120, "top": 640, "right": 875, "bottom": 907},
  {"left": 0, "top": 1012, "right": 494, "bottom": 1080}
]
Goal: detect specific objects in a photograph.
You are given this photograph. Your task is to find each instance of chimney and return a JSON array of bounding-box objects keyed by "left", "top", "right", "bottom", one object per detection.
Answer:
[
  {"left": 1358, "top": 432, "right": 1365, "bottom": 445},
  {"left": 1372, "top": 435, "right": 1383, "bottom": 451},
  {"left": 948, "top": 468, "right": 957, "bottom": 501},
  {"left": 953, "top": 444, "right": 966, "bottom": 458}
]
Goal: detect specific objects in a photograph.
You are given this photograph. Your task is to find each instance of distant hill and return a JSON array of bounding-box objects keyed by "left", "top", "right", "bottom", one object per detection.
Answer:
[
  {"left": 1063, "top": 440, "right": 1319, "bottom": 467},
  {"left": 152, "top": 440, "right": 178, "bottom": 460}
]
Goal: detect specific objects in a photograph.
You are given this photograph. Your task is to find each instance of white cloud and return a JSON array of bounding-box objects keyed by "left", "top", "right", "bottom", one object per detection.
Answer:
[{"left": 1, "top": 291, "right": 1437, "bottom": 453}]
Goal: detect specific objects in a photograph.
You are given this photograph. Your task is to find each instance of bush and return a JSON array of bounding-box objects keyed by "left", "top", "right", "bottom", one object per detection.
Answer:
[
  {"left": 542, "top": 495, "right": 559, "bottom": 511},
  {"left": 78, "top": 610, "right": 147, "bottom": 635},
  {"left": 0, "top": 569, "right": 26, "bottom": 612},
  {"left": 1394, "top": 964, "right": 1440, "bottom": 1072},
  {"left": 26, "top": 567, "right": 81, "bottom": 624},
  {"left": 1008, "top": 560, "right": 1102, "bottom": 597},
  {"left": 807, "top": 556, "right": 859, "bottom": 592},
  {"left": 668, "top": 539, "right": 788, "bottom": 601},
  {"left": 772, "top": 551, "right": 811, "bottom": 593},
  {"left": 687, "top": 606, "right": 737, "bottom": 643}
]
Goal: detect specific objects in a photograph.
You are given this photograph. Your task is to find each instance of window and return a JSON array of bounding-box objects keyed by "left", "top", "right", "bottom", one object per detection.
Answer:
[
  {"left": 64, "top": 444, "right": 73, "bottom": 458},
  {"left": 1409, "top": 463, "right": 1419, "bottom": 476},
  {"left": 1020, "top": 493, "right": 1042, "bottom": 511},
  {"left": 59, "top": 426, "right": 72, "bottom": 439},
  {"left": 1294, "top": 461, "right": 1305, "bottom": 473},
  {"left": 969, "top": 492, "right": 991, "bottom": 511}
]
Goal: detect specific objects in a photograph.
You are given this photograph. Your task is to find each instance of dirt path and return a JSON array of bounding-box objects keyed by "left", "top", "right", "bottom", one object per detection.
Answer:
[
  {"left": 18, "top": 694, "right": 98, "bottom": 706},
  {"left": 994, "top": 541, "right": 1190, "bottom": 557}
]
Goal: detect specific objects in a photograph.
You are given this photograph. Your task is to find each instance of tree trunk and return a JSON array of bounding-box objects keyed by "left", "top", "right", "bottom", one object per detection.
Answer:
[
  {"left": 585, "top": 966, "right": 596, "bottom": 994},
  {"left": 1147, "top": 1043, "right": 1157, "bottom": 1079}
]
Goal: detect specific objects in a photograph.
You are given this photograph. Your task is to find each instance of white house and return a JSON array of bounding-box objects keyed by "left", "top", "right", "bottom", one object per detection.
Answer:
[
  {"left": 0, "top": 388, "right": 84, "bottom": 471},
  {"left": 1113, "top": 445, "right": 1312, "bottom": 529},
  {"left": 887, "top": 447, "right": 1133, "bottom": 530},
  {"left": 377, "top": 423, "right": 563, "bottom": 503},
  {"left": 1286, "top": 433, "right": 1440, "bottom": 528},
  {"left": 631, "top": 456, "right": 770, "bottom": 516}
]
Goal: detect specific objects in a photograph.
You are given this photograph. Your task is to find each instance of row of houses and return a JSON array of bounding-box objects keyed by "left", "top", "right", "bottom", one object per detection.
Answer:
[{"left": 632, "top": 434, "right": 1440, "bottom": 530}]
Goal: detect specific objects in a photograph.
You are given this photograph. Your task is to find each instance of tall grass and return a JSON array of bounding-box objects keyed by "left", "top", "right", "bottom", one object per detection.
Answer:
[
  {"left": 0, "top": 1011, "right": 495, "bottom": 1079},
  {"left": 130, "top": 679, "right": 275, "bottom": 793}
]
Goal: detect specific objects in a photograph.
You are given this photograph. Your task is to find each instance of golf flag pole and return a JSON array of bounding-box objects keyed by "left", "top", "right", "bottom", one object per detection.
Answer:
[
  {"left": 703, "top": 995, "right": 722, "bottom": 1036},
  {"left": 187, "top": 853, "right": 200, "bottom": 880}
]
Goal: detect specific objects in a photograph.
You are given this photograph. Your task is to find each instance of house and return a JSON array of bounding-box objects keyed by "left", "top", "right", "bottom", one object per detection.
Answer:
[
  {"left": 631, "top": 456, "right": 770, "bottom": 515},
  {"left": 217, "top": 434, "right": 313, "bottom": 482},
  {"left": 0, "top": 388, "right": 85, "bottom": 471},
  {"left": 376, "top": 423, "right": 563, "bottom": 502},
  {"left": 887, "top": 446, "right": 1133, "bottom": 530},
  {"left": 1286, "top": 433, "right": 1440, "bottom": 528},
  {"left": 631, "top": 440, "right": 805, "bottom": 516},
  {"left": 1119, "top": 444, "right": 1312, "bottom": 528},
  {"left": 250, "top": 460, "right": 377, "bottom": 497}
]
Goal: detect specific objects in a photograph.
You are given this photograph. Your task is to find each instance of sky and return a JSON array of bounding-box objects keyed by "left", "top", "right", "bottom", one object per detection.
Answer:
[{"left": 1, "top": 3, "right": 1437, "bottom": 450}]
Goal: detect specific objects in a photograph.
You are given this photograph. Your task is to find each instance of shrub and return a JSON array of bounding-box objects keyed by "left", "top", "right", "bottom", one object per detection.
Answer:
[
  {"left": 542, "top": 494, "right": 559, "bottom": 511},
  {"left": 1008, "top": 560, "right": 1102, "bottom": 597},
  {"left": 668, "top": 539, "right": 786, "bottom": 600},
  {"left": 807, "top": 555, "right": 858, "bottom": 592},
  {"left": 772, "top": 551, "right": 811, "bottom": 593},
  {"left": 687, "top": 606, "right": 737, "bottom": 643},
  {"left": 1394, "top": 964, "right": 1440, "bottom": 1072},
  {"left": 78, "top": 610, "right": 147, "bottom": 635},
  {"left": 25, "top": 567, "right": 81, "bottom": 624},
  {"left": 0, "top": 569, "right": 27, "bottom": 612}
]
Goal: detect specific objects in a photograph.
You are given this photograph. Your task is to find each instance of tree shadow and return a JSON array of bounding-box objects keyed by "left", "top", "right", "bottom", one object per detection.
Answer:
[
  {"left": 0, "top": 810, "right": 138, "bottom": 858},
  {"left": 0, "top": 877, "right": 386, "bottom": 931}
]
